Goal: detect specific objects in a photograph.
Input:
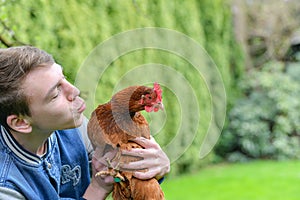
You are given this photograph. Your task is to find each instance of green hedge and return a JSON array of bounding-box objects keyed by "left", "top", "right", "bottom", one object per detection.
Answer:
[{"left": 2, "top": 0, "right": 244, "bottom": 176}]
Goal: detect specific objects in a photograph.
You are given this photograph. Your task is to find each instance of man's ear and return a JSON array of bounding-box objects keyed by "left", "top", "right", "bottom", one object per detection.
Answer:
[{"left": 6, "top": 115, "right": 32, "bottom": 133}]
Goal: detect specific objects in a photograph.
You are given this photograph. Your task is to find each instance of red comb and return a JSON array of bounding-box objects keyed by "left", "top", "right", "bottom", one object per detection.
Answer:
[{"left": 153, "top": 82, "right": 162, "bottom": 101}]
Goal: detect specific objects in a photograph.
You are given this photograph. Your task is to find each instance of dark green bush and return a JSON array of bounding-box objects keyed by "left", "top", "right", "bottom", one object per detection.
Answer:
[{"left": 216, "top": 61, "right": 300, "bottom": 161}]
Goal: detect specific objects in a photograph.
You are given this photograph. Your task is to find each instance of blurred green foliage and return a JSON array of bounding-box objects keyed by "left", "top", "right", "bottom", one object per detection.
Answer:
[
  {"left": 216, "top": 61, "right": 300, "bottom": 161},
  {"left": 1, "top": 0, "right": 244, "bottom": 176}
]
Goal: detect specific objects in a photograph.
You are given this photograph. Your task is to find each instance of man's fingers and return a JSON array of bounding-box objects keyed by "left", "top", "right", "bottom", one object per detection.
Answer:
[
  {"left": 133, "top": 168, "right": 160, "bottom": 180},
  {"left": 120, "top": 159, "right": 146, "bottom": 171},
  {"left": 129, "top": 137, "right": 159, "bottom": 149},
  {"left": 121, "top": 147, "right": 156, "bottom": 158}
]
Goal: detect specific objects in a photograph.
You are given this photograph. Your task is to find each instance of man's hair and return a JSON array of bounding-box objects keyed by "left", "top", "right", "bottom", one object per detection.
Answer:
[{"left": 0, "top": 46, "right": 55, "bottom": 127}]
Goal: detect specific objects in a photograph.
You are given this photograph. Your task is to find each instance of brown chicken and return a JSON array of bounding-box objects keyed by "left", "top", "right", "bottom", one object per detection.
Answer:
[{"left": 87, "top": 83, "right": 165, "bottom": 200}]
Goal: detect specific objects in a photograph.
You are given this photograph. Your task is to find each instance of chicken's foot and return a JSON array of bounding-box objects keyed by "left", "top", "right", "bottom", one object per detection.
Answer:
[{"left": 95, "top": 157, "right": 125, "bottom": 182}]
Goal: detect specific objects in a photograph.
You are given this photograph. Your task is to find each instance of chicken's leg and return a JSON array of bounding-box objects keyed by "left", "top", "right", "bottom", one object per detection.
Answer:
[{"left": 95, "top": 157, "right": 125, "bottom": 182}]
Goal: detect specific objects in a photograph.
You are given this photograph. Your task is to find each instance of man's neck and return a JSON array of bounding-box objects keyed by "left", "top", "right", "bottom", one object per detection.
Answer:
[
  {"left": 36, "top": 141, "right": 48, "bottom": 156},
  {"left": 9, "top": 129, "right": 52, "bottom": 156}
]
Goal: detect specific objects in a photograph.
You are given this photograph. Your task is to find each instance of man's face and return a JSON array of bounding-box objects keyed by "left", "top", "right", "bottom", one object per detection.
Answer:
[{"left": 22, "top": 63, "right": 86, "bottom": 133}]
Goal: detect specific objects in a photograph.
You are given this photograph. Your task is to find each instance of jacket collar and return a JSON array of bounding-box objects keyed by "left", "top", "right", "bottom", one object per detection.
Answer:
[{"left": 0, "top": 125, "right": 52, "bottom": 165}]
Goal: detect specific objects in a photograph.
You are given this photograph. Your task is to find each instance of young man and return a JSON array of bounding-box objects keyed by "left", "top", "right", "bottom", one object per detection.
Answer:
[{"left": 0, "top": 46, "right": 170, "bottom": 199}]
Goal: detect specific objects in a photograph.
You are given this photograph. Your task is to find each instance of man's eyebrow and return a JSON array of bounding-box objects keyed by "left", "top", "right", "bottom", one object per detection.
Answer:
[
  {"left": 44, "top": 80, "right": 61, "bottom": 101},
  {"left": 44, "top": 64, "right": 64, "bottom": 101}
]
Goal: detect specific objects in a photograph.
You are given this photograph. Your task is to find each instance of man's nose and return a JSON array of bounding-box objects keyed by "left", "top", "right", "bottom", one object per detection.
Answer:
[{"left": 64, "top": 81, "right": 80, "bottom": 101}]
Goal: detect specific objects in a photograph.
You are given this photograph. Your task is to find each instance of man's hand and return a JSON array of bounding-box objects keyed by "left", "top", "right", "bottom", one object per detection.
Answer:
[
  {"left": 91, "top": 147, "right": 119, "bottom": 190},
  {"left": 85, "top": 137, "right": 170, "bottom": 199},
  {"left": 121, "top": 137, "right": 170, "bottom": 180},
  {"left": 84, "top": 148, "right": 117, "bottom": 199}
]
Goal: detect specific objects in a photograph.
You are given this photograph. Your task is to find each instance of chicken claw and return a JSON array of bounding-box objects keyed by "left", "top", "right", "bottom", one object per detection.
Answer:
[{"left": 95, "top": 157, "right": 125, "bottom": 182}]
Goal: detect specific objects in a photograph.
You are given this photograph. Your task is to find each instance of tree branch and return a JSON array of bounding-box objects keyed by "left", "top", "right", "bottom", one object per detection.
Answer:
[
  {"left": 0, "top": 34, "right": 11, "bottom": 47},
  {"left": 0, "top": 19, "right": 27, "bottom": 47}
]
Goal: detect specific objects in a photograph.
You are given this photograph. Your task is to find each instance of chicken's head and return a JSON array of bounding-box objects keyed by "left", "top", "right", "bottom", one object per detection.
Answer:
[
  {"left": 139, "top": 82, "right": 164, "bottom": 112},
  {"left": 112, "top": 83, "right": 163, "bottom": 114}
]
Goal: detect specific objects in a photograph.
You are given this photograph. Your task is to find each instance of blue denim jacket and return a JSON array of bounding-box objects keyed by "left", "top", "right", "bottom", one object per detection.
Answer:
[{"left": 0, "top": 125, "right": 90, "bottom": 199}]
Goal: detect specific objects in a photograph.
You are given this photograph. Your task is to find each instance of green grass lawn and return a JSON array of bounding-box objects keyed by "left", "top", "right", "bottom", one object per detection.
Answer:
[{"left": 161, "top": 160, "right": 300, "bottom": 200}]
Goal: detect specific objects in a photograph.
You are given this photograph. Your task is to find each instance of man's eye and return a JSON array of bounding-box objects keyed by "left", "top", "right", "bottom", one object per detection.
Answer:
[
  {"left": 52, "top": 93, "right": 59, "bottom": 99},
  {"left": 52, "top": 87, "right": 61, "bottom": 99},
  {"left": 53, "top": 93, "right": 59, "bottom": 99}
]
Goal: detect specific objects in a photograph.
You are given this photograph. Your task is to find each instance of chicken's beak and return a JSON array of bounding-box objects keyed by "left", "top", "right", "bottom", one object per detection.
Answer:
[
  {"left": 158, "top": 102, "right": 164, "bottom": 110},
  {"left": 154, "top": 102, "right": 164, "bottom": 112}
]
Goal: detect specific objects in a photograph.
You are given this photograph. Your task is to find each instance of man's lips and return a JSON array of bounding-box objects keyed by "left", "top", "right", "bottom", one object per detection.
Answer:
[
  {"left": 73, "top": 97, "right": 86, "bottom": 113},
  {"left": 77, "top": 102, "right": 86, "bottom": 113}
]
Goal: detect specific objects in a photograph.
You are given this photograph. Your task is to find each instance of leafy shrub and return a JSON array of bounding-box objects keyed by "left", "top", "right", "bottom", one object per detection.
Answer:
[{"left": 216, "top": 61, "right": 300, "bottom": 161}]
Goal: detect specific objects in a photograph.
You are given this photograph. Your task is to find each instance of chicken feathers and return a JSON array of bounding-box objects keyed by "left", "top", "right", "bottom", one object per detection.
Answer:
[{"left": 88, "top": 83, "right": 165, "bottom": 200}]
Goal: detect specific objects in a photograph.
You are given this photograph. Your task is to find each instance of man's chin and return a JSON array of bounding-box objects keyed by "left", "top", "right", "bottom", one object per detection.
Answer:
[{"left": 73, "top": 114, "right": 84, "bottom": 128}]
